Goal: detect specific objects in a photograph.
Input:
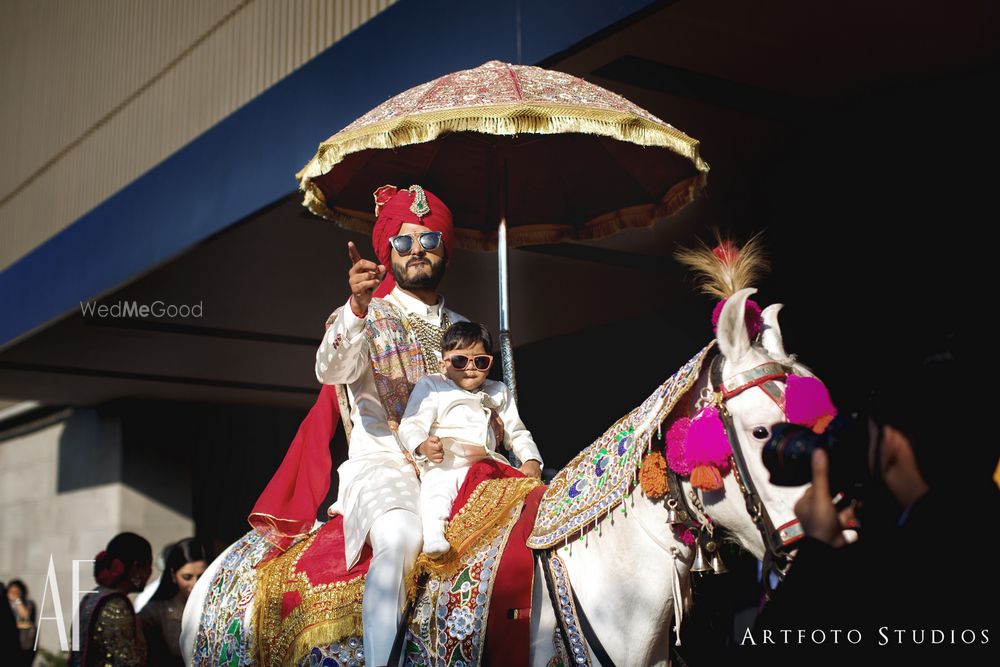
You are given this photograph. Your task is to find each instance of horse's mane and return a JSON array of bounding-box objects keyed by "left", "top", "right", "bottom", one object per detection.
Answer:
[{"left": 674, "top": 232, "right": 769, "bottom": 299}]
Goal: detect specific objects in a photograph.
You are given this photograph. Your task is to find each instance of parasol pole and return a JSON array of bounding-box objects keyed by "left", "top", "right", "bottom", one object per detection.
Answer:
[
  {"left": 497, "top": 158, "right": 521, "bottom": 467},
  {"left": 498, "top": 218, "right": 517, "bottom": 393}
]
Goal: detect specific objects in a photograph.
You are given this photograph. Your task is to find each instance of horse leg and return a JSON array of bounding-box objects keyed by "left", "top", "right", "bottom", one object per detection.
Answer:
[
  {"left": 546, "top": 496, "right": 683, "bottom": 667},
  {"left": 180, "top": 540, "right": 235, "bottom": 666},
  {"left": 529, "top": 557, "right": 558, "bottom": 667}
]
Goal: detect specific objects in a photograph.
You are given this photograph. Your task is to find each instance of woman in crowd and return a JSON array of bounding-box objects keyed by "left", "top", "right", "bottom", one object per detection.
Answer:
[
  {"left": 70, "top": 532, "right": 152, "bottom": 667},
  {"left": 139, "top": 538, "right": 208, "bottom": 667},
  {"left": 6, "top": 579, "right": 36, "bottom": 665}
]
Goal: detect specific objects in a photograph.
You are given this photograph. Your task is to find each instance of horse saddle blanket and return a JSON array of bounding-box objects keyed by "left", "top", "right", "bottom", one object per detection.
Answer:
[
  {"left": 404, "top": 460, "right": 545, "bottom": 667},
  {"left": 249, "top": 460, "right": 544, "bottom": 667}
]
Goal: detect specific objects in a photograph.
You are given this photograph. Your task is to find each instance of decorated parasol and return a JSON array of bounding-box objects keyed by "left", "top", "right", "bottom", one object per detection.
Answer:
[
  {"left": 250, "top": 60, "right": 711, "bottom": 547},
  {"left": 297, "top": 60, "right": 709, "bottom": 410}
]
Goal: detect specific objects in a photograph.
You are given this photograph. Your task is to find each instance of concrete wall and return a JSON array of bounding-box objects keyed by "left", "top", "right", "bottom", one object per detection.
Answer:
[
  {"left": 0, "top": 0, "right": 397, "bottom": 272},
  {"left": 0, "top": 410, "right": 193, "bottom": 653}
]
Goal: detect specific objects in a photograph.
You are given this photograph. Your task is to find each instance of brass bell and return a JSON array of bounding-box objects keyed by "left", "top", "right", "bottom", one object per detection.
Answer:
[
  {"left": 690, "top": 542, "right": 712, "bottom": 573},
  {"left": 711, "top": 550, "right": 728, "bottom": 574},
  {"left": 665, "top": 499, "right": 681, "bottom": 524}
]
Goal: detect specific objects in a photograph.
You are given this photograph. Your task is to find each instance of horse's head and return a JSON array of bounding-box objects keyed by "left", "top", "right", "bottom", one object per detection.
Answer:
[{"left": 697, "top": 287, "right": 814, "bottom": 561}]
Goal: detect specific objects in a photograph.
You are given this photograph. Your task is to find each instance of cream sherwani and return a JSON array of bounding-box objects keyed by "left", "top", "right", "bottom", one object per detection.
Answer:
[
  {"left": 315, "top": 286, "right": 465, "bottom": 667},
  {"left": 315, "top": 287, "right": 466, "bottom": 566},
  {"left": 397, "top": 374, "right": 543, "bottom": 542}
]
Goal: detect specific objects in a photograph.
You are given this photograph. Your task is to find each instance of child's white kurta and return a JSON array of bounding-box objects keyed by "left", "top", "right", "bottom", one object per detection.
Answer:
[{"left": 397, "top": 373, "right": 543, "bottom": 540}]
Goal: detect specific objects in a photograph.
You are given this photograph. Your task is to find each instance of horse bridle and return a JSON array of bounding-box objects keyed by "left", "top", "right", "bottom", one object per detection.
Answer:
[{"left": 707, "top": 352, "right": 804, "bottom": 589}]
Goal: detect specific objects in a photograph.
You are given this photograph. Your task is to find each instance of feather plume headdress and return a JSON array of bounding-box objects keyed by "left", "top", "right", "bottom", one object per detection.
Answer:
[
  {"left": 665, "top": 233, "right": 771, "bottom": 489},
  {"left": 675, "top": 232, "right": 769, "bottom": 339},
  {"left": 674, "top": 232, "right": 769, "bottom": 300}
]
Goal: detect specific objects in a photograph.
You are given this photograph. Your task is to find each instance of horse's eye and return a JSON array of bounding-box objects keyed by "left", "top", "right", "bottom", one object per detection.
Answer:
[{"left": 752, "top": 426, "right": 770, "bottom": 440}]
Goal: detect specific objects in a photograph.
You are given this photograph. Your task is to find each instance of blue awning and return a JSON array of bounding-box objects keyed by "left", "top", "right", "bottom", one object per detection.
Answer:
[{"left": 0, "top": 0, "right": 654, "bottom": 350}]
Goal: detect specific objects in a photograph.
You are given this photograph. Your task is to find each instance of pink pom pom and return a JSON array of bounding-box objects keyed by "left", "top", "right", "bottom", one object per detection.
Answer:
[
  {"left": 674, "top": 526, "right": 697, "bottom": 547},
  {"left": 712, "top": 298, "right": 763, "bottom": 340},
  {"left": 785, "top": 375, "right": 838, "bottom": 432},
  {"left": 666, "top": 417, "right": 692, "bottom": 475},
  {"left": 686, "top": 407, "right": 732, "bottom": 469}
]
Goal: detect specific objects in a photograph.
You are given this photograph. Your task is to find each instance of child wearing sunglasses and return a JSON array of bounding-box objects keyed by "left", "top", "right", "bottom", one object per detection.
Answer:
[{"left": 398, "top": 321, "right": 543, "bottom": 555}]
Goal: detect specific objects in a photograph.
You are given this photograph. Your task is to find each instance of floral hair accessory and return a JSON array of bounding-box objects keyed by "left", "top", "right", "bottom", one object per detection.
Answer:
[{"left": 95, "top": 553, "right": 126, "bottom": 586}]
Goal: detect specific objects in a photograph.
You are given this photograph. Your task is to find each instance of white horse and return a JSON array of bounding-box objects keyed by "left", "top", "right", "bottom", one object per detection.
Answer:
[
  {"left": 182, "top": 287, "right": 814, "bottom": 666},
  {"left": 528, "top": 288, "right": 811, "bottom": 666}
]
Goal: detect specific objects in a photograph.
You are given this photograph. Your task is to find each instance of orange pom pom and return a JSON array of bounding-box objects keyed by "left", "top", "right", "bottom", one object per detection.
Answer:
[
  {"left": 639, "top": 451, "right": 669, "bottom": 498},
  {"left": 690, "top": 464, "right": 724, "bottom": 491},
  {"left": 812, "top": 414, "right": 835, "bottom": 434}
]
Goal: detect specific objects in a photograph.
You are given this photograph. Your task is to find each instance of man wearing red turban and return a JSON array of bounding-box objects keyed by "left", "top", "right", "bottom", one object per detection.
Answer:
[{"left": 315, "top": 185, "right": 465, "bottom": 667}]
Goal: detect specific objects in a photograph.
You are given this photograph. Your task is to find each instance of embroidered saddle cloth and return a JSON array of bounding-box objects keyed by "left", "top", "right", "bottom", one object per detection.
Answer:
[
  {"left": 527, "top": 343, "right": 713, "bottom": 550},
  {"left": 192, "top": 530, "right": 276, "bottom": 667},
  {"left": 238, "top": 461, "right": 540, "bottom": 667},
  {"left": 252, "top": 516, "right": 372, "bottom": 667},
  {"left": 404, "top": 460, "right": 544, "bottom": 667}
]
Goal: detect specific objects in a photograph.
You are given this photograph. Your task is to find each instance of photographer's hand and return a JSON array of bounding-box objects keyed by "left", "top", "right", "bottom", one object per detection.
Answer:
[{"left": 794, "top": 449, "right": 850, "bottom": 548}]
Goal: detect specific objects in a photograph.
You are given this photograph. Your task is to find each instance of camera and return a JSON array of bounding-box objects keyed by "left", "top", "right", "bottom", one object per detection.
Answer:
[{"left": 761, "top": 413, "right": 870, "bottom": 499}]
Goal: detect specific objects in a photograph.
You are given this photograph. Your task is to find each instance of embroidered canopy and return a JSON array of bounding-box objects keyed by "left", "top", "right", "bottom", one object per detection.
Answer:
[{"left": 297, "top": 60, "right": 709, "bottom": 250}]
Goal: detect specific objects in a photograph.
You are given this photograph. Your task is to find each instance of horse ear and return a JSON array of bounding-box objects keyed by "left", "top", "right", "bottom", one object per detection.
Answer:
[
  {"left": 717, "top": 288, "right": 757, "bottom": 364},
  {"left": 760, "top": 303, "right": 788, "bottom": 359}
]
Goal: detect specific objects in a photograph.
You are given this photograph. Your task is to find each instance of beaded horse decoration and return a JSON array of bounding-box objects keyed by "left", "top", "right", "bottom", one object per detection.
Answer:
[
  {"left": 525, "top": 236, "right": 835, "bottom": 665},
  {"left": 666, "top": 236, "right": 837, "bottom": 494},
  {"left": 652, "top": 236, "right": 837, "bottom": 577}
]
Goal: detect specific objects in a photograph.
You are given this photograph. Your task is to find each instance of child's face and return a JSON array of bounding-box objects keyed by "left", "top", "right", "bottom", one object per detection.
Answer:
[{"left": 441, "top": 341, "right": 492, "bottom": 392}]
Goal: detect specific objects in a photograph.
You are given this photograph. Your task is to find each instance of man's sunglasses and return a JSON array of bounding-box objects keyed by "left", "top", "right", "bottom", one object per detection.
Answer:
[
  {"left": 445, "top": 354, "right": 493, "bottom": 371},
  {"left": 389, "top": 231, "right": 443, "bottom": 256}
]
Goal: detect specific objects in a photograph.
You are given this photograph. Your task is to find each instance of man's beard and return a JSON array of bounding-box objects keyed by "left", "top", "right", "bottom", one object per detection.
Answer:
[{"left": 393, "top": 256, "right": 445, "bottom": 290}]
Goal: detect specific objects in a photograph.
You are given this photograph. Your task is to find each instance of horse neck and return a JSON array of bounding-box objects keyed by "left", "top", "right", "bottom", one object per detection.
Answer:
[{"left": 557, "top": 483, "right": 693, "bottom": 664}]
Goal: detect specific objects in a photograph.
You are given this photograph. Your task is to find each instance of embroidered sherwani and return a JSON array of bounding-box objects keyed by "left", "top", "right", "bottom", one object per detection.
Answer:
[
  {"left": 397, "top": 374, "right": 542, "bottom": 465},
  {"left": 397, "top": 374, "right": 543, "bottom": 540},
  {"left": 315, "top": 286, "right": 466, "bottom": 568}
]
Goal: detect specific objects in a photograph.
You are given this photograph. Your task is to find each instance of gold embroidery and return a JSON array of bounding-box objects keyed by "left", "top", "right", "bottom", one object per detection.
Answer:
[
  {"left": 254, "top": 532, "right": 366, "bottom": 667},
  {"left": 403, "top": 309, "right": 451, "bottom": 362},
  {"left": 447, "top": 477, "right": 541, "bottom": 555},
  {"left": 404, "top": 477, "right": 538, "bottom": 664},
  {"left": 89, "top": 596, "right": 146, "bottom": 667},
  {"left": 527, "top": 342, "right": 714, "bottom": 549},
  {"left": 409, "top": 476, "right": 541, "bottom": 584}
]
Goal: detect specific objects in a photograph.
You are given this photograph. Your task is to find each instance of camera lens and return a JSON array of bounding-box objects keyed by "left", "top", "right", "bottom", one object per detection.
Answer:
[{"left": 762, "top": 422, "right": 821, "bottom": 486}]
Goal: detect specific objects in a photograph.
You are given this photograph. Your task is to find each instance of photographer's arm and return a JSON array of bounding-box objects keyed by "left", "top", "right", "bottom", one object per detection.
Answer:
[
  {"left": 755, "top": 449, "right": 865, "bottom": 631},
  {"left": 795, "top": 449, "right": 852, "bottom": 548}
]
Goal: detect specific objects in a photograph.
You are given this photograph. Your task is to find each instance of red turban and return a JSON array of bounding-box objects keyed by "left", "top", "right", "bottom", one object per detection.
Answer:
[{"left": 371, "top": 185, "right": 454, "bottom": 297}]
